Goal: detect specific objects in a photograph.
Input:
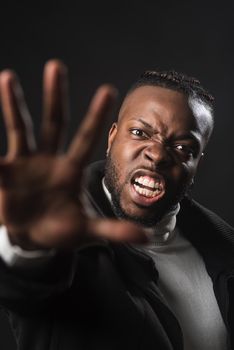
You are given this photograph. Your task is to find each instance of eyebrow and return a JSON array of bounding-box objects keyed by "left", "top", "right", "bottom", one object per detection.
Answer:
[
  {"left": 136, "top": 118, "right": 200, "bottom": 146},
  {"left": 137, "top": 118, "right": 154, "bottom": 130}
]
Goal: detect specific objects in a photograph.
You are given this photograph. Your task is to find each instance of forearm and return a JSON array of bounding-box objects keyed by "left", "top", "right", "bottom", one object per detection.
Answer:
[
  {"left": 0, "top": 226, "right": 76, "bottom": 314},
  {"left": 0, "top": 225, "right": 55, "bottom": 268}
]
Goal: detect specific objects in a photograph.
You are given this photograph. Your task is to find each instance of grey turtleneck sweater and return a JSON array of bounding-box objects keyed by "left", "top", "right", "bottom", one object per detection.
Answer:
[{"left": 103, "top": 179, "right": 227, "bottom": 349}]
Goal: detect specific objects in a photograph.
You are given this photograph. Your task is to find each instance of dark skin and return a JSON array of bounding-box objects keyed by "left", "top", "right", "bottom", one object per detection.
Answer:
[
  {"left": 0, "top": 60, "right": 146, "bottom": 250},
  {"left": 0, "top": 61, "right": 212, "bottom": 250},
  {"left": 105, "top": 86, "right": 212, "bottom": 224}
]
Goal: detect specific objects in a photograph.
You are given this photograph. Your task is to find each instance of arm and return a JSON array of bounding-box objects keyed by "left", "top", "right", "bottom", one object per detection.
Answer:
[
  {"left": 0, "top": 60, "right": 146, "bottom": 310},
  {"left": 0, "top": 225, "right": 55, "bottom": 267}
]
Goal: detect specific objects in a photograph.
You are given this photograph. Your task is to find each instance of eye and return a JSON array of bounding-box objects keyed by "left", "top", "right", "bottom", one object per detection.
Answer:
[
  {"left": 174, "top": 144, "right": 195, "bottom": 158},
  {"left": 130, "top": 128, "right": 149, "bottom": 138}
]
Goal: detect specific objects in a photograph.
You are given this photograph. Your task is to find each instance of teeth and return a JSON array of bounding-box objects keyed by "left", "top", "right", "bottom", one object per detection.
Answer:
[
  {"left": 137, "top": 177, "right": 144, "bottom": 185},
  {"left": 134, "top": 183, "right": 161, "bottom": 198},
  {"left": 143, "top": 178, "right": 149, "bottom": 186},
  {"left": 149, "top": 180, "right": 155, "bottom": 188},
  {"left": 135, "top": 176, "right": 161, "bottom": 190}
]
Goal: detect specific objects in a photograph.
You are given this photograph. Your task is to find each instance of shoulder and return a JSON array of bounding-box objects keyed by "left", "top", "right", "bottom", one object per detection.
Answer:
[
  {"left": 179, "top": 196, "right": 234, "bottom": 233},
  {"left": 178, "top": 196, "right": 234, "bottom": 261}
]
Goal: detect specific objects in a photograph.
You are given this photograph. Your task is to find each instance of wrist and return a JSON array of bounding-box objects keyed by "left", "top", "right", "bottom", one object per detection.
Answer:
[{"left": 0, "top": 225, "right": 56, "bottom": 267}]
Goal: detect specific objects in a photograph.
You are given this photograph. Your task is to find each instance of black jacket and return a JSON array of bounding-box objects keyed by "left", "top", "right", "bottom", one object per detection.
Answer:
[{"left": 0, "top": 160, "right": 234, "bottom": 350}]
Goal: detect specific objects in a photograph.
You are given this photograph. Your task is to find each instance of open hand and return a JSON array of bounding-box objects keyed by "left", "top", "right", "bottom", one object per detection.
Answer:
[{"left": 0, "top": 60, "right": 146, "bottom": 250}]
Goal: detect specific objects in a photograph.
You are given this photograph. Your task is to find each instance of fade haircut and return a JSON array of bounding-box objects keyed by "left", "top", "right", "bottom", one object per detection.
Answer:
[{"left": 128, "top": 70, "right": 214, "bottom": 110}]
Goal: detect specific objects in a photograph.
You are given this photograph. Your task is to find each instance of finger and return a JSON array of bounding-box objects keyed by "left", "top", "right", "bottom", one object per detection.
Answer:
[
  {"left": 0, "top": 71, "right": 36, "bottom": 158},
  {"left": 40, "top": 60, "right": 69, "bottom": 153},
  {"left": 68, "top": 84, "right": 117, "bottom": 167},
  {"left": 87, "top": 219, "right": 149, "bottom": 244},
  {"left": 28, "top": 217, "right": 148, "bottom": 250}
]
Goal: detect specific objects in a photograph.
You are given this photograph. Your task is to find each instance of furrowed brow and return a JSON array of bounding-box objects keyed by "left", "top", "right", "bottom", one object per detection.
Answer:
[
  {"left": 136, "top": 118, "right": 201, "bottom": 148},
  {"left": 174, "top": 133, "right": 200, "bottom": 144},
  {"left": 137, "top": 118, "right": 155, "bottom": 131}
]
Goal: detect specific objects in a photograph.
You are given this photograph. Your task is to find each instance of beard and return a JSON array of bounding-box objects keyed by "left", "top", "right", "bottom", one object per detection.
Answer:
[{"left": 104, "top": 154, "right": 190, "bottom": 228}]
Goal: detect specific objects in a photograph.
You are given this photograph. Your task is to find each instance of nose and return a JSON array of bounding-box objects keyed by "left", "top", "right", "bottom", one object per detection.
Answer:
[{"left": 143, "top": 141, "right": 172, "bottom": 168}]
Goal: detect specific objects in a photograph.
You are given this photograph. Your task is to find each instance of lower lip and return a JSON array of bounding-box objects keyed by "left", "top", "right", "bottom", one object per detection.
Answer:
[{"left": 130, "top": 183, "right": 165, "bottom": 206}]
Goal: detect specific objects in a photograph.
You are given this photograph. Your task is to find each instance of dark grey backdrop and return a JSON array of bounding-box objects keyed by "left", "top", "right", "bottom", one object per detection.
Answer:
[{"left": 1, "top": 1, "right": 234, "bottom": 348}]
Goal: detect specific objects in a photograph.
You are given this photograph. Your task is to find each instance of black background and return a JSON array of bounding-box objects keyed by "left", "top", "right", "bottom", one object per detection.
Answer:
[{"left": 1, "top": 1, "right": 234, "bottom": 348}]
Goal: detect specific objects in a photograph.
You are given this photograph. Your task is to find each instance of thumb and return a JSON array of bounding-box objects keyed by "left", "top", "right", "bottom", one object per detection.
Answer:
[{"left": 87, "top": 218, "right": 149, "bottom": 244}]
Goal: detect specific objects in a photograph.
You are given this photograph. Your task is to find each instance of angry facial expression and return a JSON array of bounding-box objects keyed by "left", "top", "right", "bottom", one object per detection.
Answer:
[{"left": 104, "top": 85, "right": 212, "bottom": 226}]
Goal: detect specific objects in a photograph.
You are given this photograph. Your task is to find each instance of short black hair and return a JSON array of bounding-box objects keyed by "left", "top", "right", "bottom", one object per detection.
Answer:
[{"left": 128, "top": 70, "right": 214, "bottom": 111}]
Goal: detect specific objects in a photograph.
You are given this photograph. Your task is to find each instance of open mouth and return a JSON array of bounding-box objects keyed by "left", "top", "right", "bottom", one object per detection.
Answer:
[
  {"left": 133, "top": 175, "right": 163, "bottom": 198},
  {"left": 130, "top": 170, "right": 165, "bottom": 205}
]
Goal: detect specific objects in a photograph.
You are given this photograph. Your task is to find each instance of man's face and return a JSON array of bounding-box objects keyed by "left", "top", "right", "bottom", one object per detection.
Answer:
[{"left": 105, "top": 85, "right": 212, "bottom": 226}]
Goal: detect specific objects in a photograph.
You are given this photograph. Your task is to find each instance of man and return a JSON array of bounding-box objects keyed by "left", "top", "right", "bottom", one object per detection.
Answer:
[{"left": 0, "top": 60, "right": 233, "bottom": 350}]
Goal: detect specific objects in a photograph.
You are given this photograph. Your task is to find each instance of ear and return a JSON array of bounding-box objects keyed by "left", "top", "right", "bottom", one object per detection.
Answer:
[
  {"left": 192, "top": 152, "right": 205, "bottom": 184},
  {"left": 106, "top": 123, "right": 118, "bottom": 156},
  {"left": 190, "top": 152, "right": 205, "bottom": 186},
  {"left": 198, "top": 152, "right": 205, "bottom": 168}
]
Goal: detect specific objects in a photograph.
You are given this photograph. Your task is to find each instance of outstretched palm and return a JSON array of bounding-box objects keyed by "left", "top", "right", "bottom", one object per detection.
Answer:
[{"left": 0, "top": 61, "right": 145, "bottom": 250}]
